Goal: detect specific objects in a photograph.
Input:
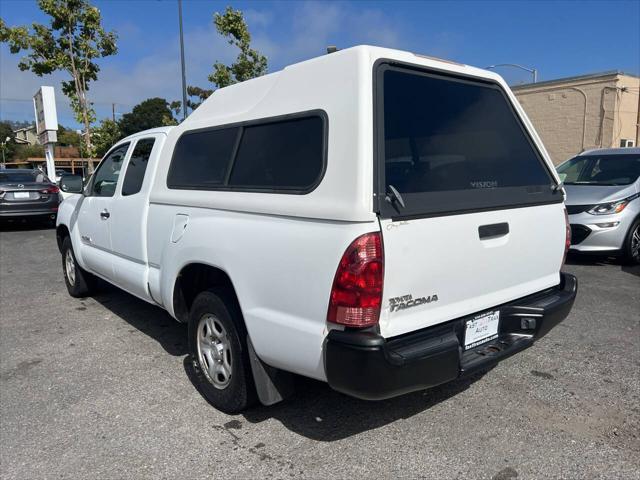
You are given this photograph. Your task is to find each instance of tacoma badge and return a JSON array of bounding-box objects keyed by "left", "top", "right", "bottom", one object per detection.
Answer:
[{"left": 389, "top": 294, "right": 438, "bottom": 312}]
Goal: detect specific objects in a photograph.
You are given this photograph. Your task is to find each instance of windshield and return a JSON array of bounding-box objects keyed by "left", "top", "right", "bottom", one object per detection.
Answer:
[
  {"left": 558, "top": 154, "right": 640, "bottom": 186},
  {"left": 377, "top": 65, "right": 558, "bottom": 217},
  {"left": 0, "top": 170, "right": 49, "bottom": 184}
]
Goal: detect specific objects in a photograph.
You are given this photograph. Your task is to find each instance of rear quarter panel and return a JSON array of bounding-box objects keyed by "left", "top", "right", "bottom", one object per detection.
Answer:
[{"left": 147, "top": 203, "right": 378, "bottom": 380}]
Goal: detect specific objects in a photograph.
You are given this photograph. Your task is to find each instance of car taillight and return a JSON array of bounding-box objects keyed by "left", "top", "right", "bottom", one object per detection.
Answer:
[
  {"left": 327, "top": 232, "right": 384, "bottom": 328},
  {"left": 562, "top": 207, "right": 571, "bottom": 266},
  {"left": 41, "top": 186, "right": 60, "bottom": 194}
]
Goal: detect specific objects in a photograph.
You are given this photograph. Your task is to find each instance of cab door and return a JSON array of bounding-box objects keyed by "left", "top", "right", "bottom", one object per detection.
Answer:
[
  {"left": 76, "top": 142, "right": 131, "bottom": 279},
  {"left": 109, "top": 134, "right": 165, "bottom": 300}
]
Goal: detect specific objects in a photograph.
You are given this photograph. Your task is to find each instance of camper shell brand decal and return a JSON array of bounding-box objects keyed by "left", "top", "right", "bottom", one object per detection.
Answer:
[
  {"left": 470, "top": 180, "right": 498, "bottom": 189},
  {"left": 389, "top": 294, "right": 438, "bottom": 312}
]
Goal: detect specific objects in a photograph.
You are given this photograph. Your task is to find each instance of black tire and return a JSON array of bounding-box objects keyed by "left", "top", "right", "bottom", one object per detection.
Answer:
[
  {"left": 61, "top": 236, "right": 96, "bottom": 297},
  {"left": 623, "top": 218, "right": 640, "bottom": 265},
  {"left": 188, "top": 290, "right": 257, "bottom": 413}
]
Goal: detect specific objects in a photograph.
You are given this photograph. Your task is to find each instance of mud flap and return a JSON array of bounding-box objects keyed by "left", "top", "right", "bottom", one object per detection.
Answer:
[{"left": 247, "top": 336, "right": 295, "bottom": 406}]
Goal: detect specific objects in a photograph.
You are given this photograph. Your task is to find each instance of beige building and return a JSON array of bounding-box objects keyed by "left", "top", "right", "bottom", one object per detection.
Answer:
[
  {"left": 513, "top": 71, "right": 640, "bottom": 165},
  {"left": 13, "top": 125, "right": 39, "bottom": 145}
]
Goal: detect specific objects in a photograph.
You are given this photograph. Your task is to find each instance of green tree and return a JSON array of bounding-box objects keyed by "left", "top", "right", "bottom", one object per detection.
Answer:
[
  {"left": 0, "top": 121, "right": 17, "bottom": 161},
  {"left": 185, "top": 85, "right": 213, "bottom": 112},
  {"left": 57, "top": 125, "right": 80, "bottom": 146},
  {"left": 0, "top": 0, "right": 117, "bottom": 165},
  {"left": 184, "top": 6, "right": 267, "bottom": 112},
  {"left": 169, "top": 100, "right": 183, "bottom": 120},
  {"left": 118, "top": 98, "right": 176, "bottom": 137},
  {"left": 14, "top": 144, "right": 46, "bottom": 160},
  {"left": 92, "top": 118, "right": 121, "bottom": 157},
  {"left": 57, "top": 125, "right": 89, "bottom": 157}
]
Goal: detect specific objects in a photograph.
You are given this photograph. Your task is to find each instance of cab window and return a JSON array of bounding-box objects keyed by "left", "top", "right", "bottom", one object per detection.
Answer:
[
  {"left": 91, "top": 143, "right": 130, "bottom": 197},
  {"left": 122, "top": 138, "right": 155, "bottom": 196}
]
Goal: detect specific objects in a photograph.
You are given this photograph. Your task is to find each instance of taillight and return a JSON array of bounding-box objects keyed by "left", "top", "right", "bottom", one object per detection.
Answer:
[
  {"left": 327, "top": 232, "right": 384, "bottom": 328},
  {"left": 562, "top": 207, "right": 571, "bottom": 266},
  {"left": 41, "top": 186, "right": 60, "bottom": 194}
]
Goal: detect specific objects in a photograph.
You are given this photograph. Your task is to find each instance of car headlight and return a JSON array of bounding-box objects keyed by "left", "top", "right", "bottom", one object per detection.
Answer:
[{"left": 587, "top": 199, "right": 629, "bottom": 215}]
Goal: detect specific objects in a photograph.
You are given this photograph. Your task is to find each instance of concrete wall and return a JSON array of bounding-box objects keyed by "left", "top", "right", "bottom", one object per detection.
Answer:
[
  {"left": 613, "top": 74, "right": 640, "bottom": 148},
  {"left": 513, "top": 73, "right": 639, "bottom": 165}
]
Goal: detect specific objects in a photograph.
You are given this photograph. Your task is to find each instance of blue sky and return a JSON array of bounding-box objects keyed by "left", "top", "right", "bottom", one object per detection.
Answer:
[{"left": 1, "top": 0, "right": 639, "bottom": 128}]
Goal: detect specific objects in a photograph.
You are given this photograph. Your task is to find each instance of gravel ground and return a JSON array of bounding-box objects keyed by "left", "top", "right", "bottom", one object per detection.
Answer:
[{"left": 1, "top": 223, "right": 639, "bottom": 480}]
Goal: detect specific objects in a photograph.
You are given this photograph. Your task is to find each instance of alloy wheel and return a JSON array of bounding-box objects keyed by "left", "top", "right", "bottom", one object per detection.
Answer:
[
  {"left": 65, "top": 249, "right": 76, "bottom": 286},
  {"left": 196, "top": 313, "right": 233, "bottom": 389},
  {"left": 632, "top": 224, "right": 640, "bottom": 261}
]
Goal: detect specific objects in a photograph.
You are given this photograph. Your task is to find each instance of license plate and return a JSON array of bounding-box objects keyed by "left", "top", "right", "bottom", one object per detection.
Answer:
[
  {"left": 465, "top": 310, "right": 500, "bottom": 349},
  {"left": 13, "top": 192, "right": 30, "bottom": 199}
]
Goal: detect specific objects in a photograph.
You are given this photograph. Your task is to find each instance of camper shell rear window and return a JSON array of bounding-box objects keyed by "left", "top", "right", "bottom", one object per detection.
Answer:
[{"left": 374, "top": 62, "right": 561, "bottom": 219}]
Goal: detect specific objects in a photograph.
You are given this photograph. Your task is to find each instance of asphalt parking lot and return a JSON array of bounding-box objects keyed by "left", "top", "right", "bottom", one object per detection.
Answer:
[{"left": 1, "top": 223, "right": 639, "bottom": 480}]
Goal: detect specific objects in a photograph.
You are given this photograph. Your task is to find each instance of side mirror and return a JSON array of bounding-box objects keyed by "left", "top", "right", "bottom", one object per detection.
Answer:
[{"left": 59, "top": 174, "right": 84, "bottom": 194}]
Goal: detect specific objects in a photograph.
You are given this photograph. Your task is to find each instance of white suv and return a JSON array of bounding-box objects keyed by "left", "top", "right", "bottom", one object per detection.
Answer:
[{"left": 56, "top": 46, "right": 577, "bottom": 413}]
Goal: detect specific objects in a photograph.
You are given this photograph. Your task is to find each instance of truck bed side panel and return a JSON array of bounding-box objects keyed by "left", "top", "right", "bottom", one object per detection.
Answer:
[{"left": 147, "top": 203, "right": 378, "bottom": 381}]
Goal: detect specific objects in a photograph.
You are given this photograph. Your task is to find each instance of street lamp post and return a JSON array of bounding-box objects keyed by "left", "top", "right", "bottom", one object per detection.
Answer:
[
  {"left": 486, "top": 63, "right": 538, "bottom": 83},
  {"left": 178, "top": 0, "right": 188, "bottom": 121}
]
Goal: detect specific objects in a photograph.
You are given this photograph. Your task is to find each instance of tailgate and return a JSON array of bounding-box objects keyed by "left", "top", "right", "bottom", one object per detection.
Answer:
[
  {"left": 374, "top": 62, "right": 565, "bottom": 339},
  {"left": 378, "top": 203, "right": 565, "bottom": 338}
]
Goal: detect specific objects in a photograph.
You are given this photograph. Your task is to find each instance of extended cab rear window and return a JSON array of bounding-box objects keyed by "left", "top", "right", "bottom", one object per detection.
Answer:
[
  {"left": 167, "top": 112, "right": 326, "bottom": 193},
  {"left": 375, "top": 63, "right": 561, "bottom": 218}
]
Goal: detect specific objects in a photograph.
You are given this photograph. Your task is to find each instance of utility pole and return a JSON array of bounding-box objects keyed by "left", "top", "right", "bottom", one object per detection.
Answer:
[
  {"left": 112, "top": 103, "right": 115, "bottom": 122},
  {"left": 178, "top": 0, "right": 188, "bottom": 121},
  {"left": 635, "top": 86, "right": 640, "bottom": 147}
]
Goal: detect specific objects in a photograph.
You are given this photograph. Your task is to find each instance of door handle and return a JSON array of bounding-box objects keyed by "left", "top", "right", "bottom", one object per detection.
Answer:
[
  {"left": 100, "top": 209, "right": 110, "bottom": 220},
  {"left": 478, "top": 222, "right": 509, "bottom": 239}
]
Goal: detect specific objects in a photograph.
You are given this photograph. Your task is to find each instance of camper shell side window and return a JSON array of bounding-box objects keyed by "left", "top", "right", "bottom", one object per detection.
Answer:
[{"left": 167, "top": 110, "right": 328, "bottom": 195}]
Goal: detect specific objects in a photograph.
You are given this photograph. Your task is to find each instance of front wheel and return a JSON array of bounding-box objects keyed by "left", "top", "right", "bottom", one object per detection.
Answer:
[
  {"left": 188, "top": 290, "right": 257, "bottom": 413},
  {"left": 61, "top": 237, "right": 96, "bottom": 297},
  {"left": 623, "top": 218, "right": 640, "bottom": 265}
]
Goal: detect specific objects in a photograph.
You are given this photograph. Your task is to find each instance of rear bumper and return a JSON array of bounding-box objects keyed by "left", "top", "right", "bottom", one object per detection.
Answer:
[
  {"left": 324, "top": 273, "right": 577, "bottom": 400},
  {"left": 0, "top": 200, "right": 59, "bottom": 218},
  {"left": 0, "top": 210, "right": 58, "bottom": 218}
]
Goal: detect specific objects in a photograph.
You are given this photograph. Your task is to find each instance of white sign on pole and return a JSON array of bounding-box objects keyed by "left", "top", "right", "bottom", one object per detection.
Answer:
[
  {"left": 33, "top": 86, "right": 58, "bottom": 134},
  {"left": 33, "top": 86, "right": 58, "bottom": 180}
]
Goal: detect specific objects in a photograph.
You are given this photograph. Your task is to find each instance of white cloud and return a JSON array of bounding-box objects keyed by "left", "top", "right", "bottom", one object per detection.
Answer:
[
  {"left": 251, "top": 1, "right": 405, "bottom": 68},
  {"left": 0, "top": 23, "right": 239, "bottom": 126},
  {"left": 0, "top": 52, "right": 74, "bottom": 125},
  {"left": 0, "top": 1, "right": 410, "bottom": 127},
  {"left": 244, "top": 9, "right": 274, "bottom": 29}
]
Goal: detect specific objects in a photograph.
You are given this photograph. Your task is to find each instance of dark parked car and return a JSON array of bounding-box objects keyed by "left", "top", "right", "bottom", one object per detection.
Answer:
[{"left": 0, "top": 169, "right": 61, "bottom": 223}]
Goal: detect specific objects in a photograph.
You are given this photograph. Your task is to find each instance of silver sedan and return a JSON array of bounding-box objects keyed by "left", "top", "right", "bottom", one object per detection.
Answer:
[{"left": 557, "top": 147, "right": 640, "bottom": 265}]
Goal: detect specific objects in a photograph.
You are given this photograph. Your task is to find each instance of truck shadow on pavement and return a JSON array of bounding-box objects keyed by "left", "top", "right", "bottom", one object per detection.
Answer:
[
  {"left": 93, "top": 283, "right": 488, "bottom": 441},
  {"left": 565, "top": 252, "right": 639, "bottom": 278},
  {"left": 92, "top": 284, "right": 188, "bottom": 356},
  {"left": 0, "top": 219, "right": 56, "bottom": 232},
  {"left": 237, "top": 371, "right": 488, "bottom": 442}
]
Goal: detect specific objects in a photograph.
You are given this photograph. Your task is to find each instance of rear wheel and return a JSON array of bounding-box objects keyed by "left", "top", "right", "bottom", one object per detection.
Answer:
[
  {"left": 188, "top": 290, "right": 256, "bottom": 413},
  {"left": 61, "top": 237, "right": 96, "bottom": 297},
  {"left": 623, "top": 218, "right": 640, "bottom": 265}
]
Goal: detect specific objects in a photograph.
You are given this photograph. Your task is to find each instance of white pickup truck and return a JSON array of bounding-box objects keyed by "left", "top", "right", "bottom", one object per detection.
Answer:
[{"left": 57, "top": 46, "right": 577, "bottom": 413}]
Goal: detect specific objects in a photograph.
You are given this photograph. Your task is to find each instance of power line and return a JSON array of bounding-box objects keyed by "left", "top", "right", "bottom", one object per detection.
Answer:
[{"left": 0, "top": 97, "right": 133, "bottom": 107}]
